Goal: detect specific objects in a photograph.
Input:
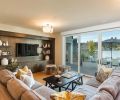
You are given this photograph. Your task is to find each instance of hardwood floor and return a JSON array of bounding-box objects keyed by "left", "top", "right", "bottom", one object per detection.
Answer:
[{"left": 33, "top": 72, "right": 50, "bottom": 85}]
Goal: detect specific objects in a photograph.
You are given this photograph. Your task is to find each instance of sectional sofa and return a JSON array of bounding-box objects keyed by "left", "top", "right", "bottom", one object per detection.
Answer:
[
  {"left": 0, "top": 69, "right": 120, "bottom": 100},
  {"left": 74, "top": 70, "right": 120, "bottom": 100},
  {"left": 0, "top": 69, "right": 56, "bottom": 100}
]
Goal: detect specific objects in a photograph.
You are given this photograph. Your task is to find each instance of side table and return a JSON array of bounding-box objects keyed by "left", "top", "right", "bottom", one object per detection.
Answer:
[{"left": 45, "top": 64, "right": 57, "bottom": 75}]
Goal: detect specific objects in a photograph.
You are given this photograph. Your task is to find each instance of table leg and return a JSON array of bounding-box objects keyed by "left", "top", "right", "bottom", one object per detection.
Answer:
[
  {"left": 72, "top": 82, "right": 74, "bottom": 90},
  {"left": 45, "top": 82, "right": 48, "bottom": 86},
  {"left": 59, "top": 87, "right": 61, "bottom": 92},
  {"left": 80, "top": 76, "right": 83, "bottom": 85}
]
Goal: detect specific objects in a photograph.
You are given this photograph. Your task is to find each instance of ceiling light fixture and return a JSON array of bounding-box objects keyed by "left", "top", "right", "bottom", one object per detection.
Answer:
[{"left": 42, "top": 24, "right": 53, "bottom": 33}]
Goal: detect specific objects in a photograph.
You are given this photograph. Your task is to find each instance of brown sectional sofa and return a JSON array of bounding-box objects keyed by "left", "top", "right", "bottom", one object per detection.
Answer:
[
  {"left": 0, "top": 69, "right": 56, "bottom": 100},
  {"left": 74, "top": 70, "right": 120, "bottom": 100},
  {"left": 1, "top": 69, "right": 120, "bottom": 100}
]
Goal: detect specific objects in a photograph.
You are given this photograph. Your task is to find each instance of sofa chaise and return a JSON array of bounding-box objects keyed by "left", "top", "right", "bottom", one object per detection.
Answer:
[{"left": 74, "top": 70, "right": 120, "bottom": 100}]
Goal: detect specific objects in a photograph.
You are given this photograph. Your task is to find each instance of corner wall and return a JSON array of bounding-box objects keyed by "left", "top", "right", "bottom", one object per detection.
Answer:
[{"left": 54, "top": 33, "right": 62, "bottom": 65}]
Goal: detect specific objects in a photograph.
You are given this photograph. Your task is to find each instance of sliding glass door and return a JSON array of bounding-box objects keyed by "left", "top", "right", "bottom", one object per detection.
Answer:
[
  {"left": 102, "top": 30, "right": 120, "bottom": 68},
  {"left": 64, "top": 29, "right": 120, "bottom": 75},
  {"left": 65, "top": 34, "right": 98, "bottom": 75},
  {"left": 80, "top": 33, "right": 98, "bottom": 75},
  {"left": 65, "top": 36, "right": 78, "bottom": 72}
]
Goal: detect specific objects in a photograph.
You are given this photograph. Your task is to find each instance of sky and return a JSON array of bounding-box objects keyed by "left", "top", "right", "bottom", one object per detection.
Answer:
[{"left": 72, "top": 29, "right": 120, "bottom": 43}]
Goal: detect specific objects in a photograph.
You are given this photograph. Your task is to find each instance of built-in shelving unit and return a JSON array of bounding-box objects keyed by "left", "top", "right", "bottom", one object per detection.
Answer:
[
  {"left": 0, "top": 30, "right": 55, "bottom": 72},
  {"left": 0, "top": 46, "right": 12, "bottom": 58}
]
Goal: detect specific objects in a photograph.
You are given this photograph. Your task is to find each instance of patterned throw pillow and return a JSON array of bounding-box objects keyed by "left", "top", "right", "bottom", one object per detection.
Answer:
[
  {"left": 96, "top": 68, "right": 112, "bottom": 83},
  {"left": 15, "top": 66, "right": 35, "bottom": 88},
  {"left": 102, "top": 67, "right": 112, "bottom": 76},
  {"left": 15, "top": 66, "right": 29, "bottom": 79},
  {"left": 50, "top": 91, "right": 86, "bottom": 100},
  {"left": 22, "top": 66, "right": 29, "bottom": 72}
]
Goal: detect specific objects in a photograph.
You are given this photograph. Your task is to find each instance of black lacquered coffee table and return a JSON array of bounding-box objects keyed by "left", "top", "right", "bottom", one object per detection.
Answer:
[{"left": 43, "top": 73, "right": 83, "bottom": 92}]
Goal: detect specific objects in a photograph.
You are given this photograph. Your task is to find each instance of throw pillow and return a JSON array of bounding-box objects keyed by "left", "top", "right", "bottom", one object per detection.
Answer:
[
  {"left": 102, "top": 67, "right": 113, "bottom": 75},
  {"left": 15, "top": 69, "right": 27, "bottom": 79},
  {"left": 20, "top": 74, "right": 35, "bottom": 88},
  {"left": 22, "top": 66, "right": 29, "bottom": 72},
  {"left": 15, "top": 66, "right": 30, "bottom": 79},
  {"left": 26, "top": 69, "right": 34, "bottom": 78},
  {"left": 50, "top": 91, "right": 86, "bottom": 100},
  {"left": 96, "top": 67, "right": 112, "bottom": 83}
]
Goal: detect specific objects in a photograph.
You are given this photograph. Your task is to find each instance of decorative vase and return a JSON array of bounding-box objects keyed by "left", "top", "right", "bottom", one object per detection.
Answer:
[
  {"left": 5, "top": 41, "right": 8, "bottom": 46},
  {"left": 3, "top": 42, "right": 6, "bottom": 46},
  {"left": 1, "top": 58, "right": 8, "bottom": 65},
  {"left": 0, "top": 40, "right": 2, "bottom": 46},
  {"left": 45, "top": 55, "right": 49, "bottom": 60}
]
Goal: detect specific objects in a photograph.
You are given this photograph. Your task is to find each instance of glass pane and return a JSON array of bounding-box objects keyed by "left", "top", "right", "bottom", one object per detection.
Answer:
[
  {"left": 102, "top": 30, "right": 120, "bottom": 68},
  {"left": 80, "top": 33, "right": 98, "bottom": 75},
  {"left": 66, "top": 36, "right": 78, "bottom": 72}
]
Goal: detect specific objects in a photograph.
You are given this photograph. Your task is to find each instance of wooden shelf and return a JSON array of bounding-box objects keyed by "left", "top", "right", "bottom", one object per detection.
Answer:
[
  {"left": 0, "top": 46, "right": 11, "bottom": 48},
  {"left": 42, "top": 48, "right": 50, "bottom": 49},
  {"left": 0, "top": 55, "right": 12, "bottom": 57}
]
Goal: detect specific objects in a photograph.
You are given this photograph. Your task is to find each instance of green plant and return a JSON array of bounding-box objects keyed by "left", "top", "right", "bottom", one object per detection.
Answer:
[
  {"left": 6, "top": 62, "right": 19, "bottom": 72},
  {"left": 87, "top": 40, "right": 96, "bottom": 56}
]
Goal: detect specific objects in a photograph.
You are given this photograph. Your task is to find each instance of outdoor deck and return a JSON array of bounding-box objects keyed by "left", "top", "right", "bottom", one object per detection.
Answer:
[{"left": 67, "top": 62, "right": 97, "bottom": 76}]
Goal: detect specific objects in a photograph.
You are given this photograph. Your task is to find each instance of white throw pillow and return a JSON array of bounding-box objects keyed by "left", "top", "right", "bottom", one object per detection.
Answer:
[{"left": 20, "top": 74, "right": 35, "bottom": 88}]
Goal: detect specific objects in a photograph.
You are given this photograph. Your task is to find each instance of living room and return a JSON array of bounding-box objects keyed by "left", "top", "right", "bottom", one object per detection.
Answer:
[{"left": 0, "top": 0, "right": 120, "bottom": 100}]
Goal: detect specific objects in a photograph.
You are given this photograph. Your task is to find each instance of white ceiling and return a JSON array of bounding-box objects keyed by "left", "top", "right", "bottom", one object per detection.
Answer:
[{"left": 0, "top": 0, "right": 120, "bottom": 33}]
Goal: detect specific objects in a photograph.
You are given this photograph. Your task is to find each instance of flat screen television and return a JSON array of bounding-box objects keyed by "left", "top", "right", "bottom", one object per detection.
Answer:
[{"left": 16, "top": 43, "right": 39, "bottom": 57}]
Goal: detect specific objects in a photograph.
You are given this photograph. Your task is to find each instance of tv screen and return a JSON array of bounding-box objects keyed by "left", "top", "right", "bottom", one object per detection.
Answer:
[{"left": 16, "top": 43, "right": 39, "bottom": 57}]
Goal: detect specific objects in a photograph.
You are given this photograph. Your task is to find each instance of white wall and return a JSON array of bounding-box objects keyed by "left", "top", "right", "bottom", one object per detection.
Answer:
[
  {"left": 0, "top": 24, "right": 54, "bottom": 37},
  {"left": 54, "top": 33, "right": 62, "bottom": 65},
  {"left": 61, "top": 21, "right": 120, "bottom": 36}
]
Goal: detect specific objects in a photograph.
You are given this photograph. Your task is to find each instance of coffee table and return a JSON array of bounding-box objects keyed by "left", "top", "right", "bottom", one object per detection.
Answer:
[{"left": 43, "top": 73, "right": 83, "bottom": 92}]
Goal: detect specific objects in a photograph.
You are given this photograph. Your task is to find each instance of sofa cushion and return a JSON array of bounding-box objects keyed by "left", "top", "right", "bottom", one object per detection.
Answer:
[
  {"left": 0, "top": 69, "right": 15, "bottom": 86},
  {"left": 7, "top": 78, "right": 30, "bottom": 100},
  {"left": 74, "top": 84, "right": 97, "bottom": 100},
  {"left": 20, "top": 74, "right": 35, "bottom": 88},
  {"left": 34, "top": 85, "right": 56, "bottom": 100},
  {"left": 31, "top": 81, "right": 43, "bottom": 90},
  {"left": 90, "top": 90, "right": 114, "bottom": 100},
  {"left": 86, "top": 77, "right": 101, "bottom": 88},
  {"left": 98, "top": 75, "right": 120, "bottom": 99},
  {"left": 0, "top": 83, "right": 13, "bottom": 100},
  {"left": 115, "top": 92, "right": 120, "bottom": 100},
  {"left": 21, "top": 90, "right": 46, "bottom": 100},
  {"left": 111, "top": 70, "right": 120, "bottom": 77}
]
